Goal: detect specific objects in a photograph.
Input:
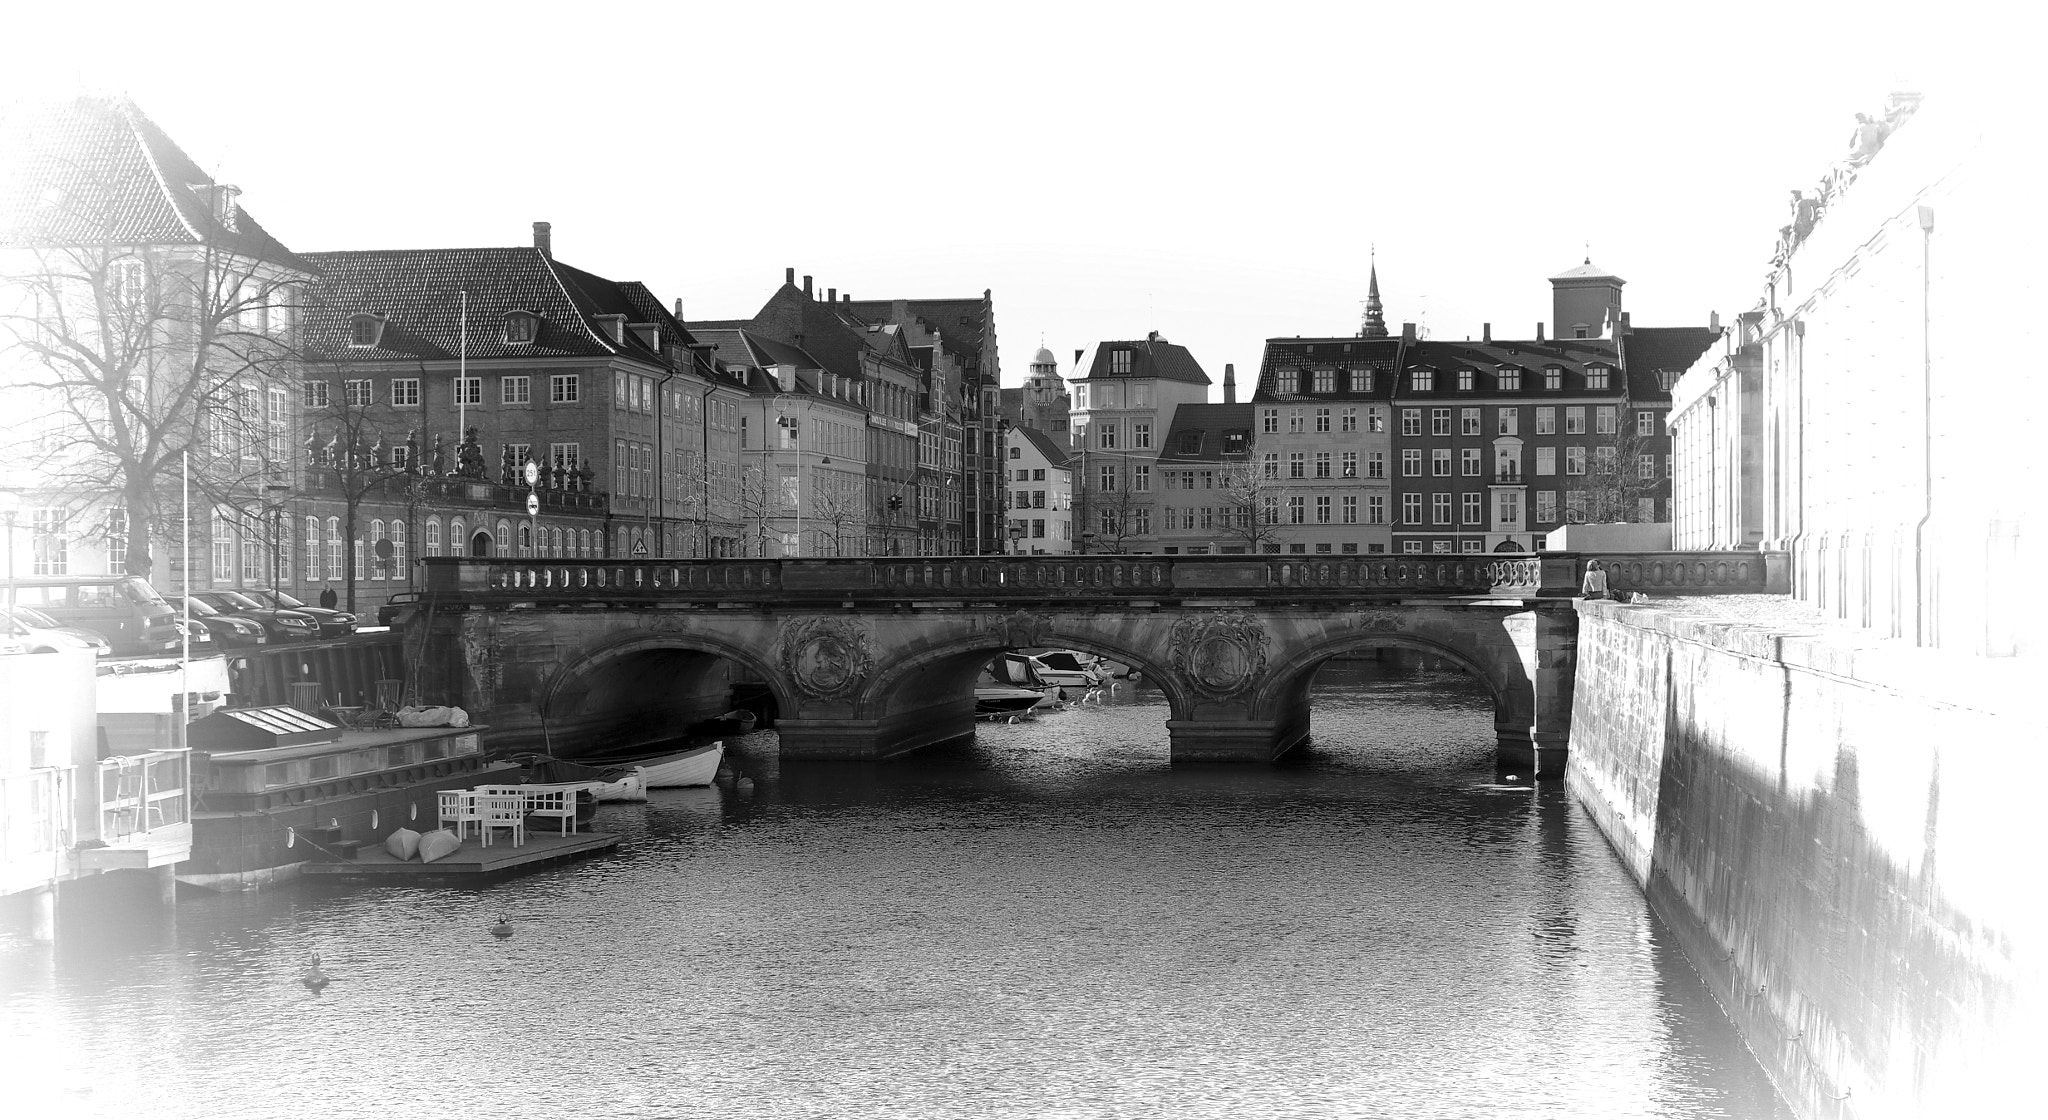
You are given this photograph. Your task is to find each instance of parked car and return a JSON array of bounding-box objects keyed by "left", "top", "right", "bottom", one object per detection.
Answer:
[
  {"left": 1, "top": 604, "right": 112, "bottom": 653},
  {"left": 166, "top": 596, "right": 271, "bottom": 648},
  {"left": 186, "top": 590, "right": 321, "bottom": 644},
  {"left": 237, "top": 589, "right": 357, "bottom": 637},
  {"left": 172, "top": 616, "right": 218, "bottom": 654},
  {"left": 1, "top": 575, "right": 179, "bottom": 655},
  {"left": 378, "top": 591, "right": 421, "bottom": 627}
]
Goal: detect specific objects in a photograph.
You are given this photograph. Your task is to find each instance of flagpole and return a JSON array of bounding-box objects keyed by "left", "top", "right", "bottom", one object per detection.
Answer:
[{"left": 458, "top": 290, "right": 468, "bottom": 438}]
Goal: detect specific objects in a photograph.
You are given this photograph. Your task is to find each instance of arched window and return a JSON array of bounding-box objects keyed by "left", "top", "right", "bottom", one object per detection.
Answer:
[
  {"left": 326, "top": 517, "right": 342, "bottom": 580},
  {"left": 551, "top": 527, "right": 563, "bottom": 555},
  {"left": 390, "top": 521, "right": 407, "bottom": 574},
  {"left": 496, "top": 520, "right": 512, "bottom": 554},
  {"left": 369, "top": 519, "right": 385, "bottom": 579},
  {"left": 425, "top": 517, "right": 442, "bottom": 557},
  {"left": 305, "top": 516, "right": 320, "bottom": 582},
  {"left": 518, "top": 520, "right": 532, "bottom": 556},
  {"left": 449, "top": 518, "right": 466, "bottom": 558},
  {"left": 578, "top": 529, "right": 590, "bottom": 557}
]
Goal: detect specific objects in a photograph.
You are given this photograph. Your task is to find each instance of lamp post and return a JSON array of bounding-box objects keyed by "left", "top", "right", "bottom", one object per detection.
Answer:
[{"left": 263, "top": 481, "right": 289, "bottom": 592}]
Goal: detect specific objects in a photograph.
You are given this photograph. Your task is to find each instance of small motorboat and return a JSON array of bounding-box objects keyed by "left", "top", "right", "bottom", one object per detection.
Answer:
[
  {"left": 638, "top": 742, "right": 726, "bottom": 788},
  {"left": 1027, "top": 648, "right": 1133, "bottom": 683},
  {"left": 977, "top": 653, "right": 1055, "bottom": 716}
]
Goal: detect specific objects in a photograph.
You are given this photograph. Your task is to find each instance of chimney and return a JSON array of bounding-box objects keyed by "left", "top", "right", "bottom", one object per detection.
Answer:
[
  {"left": 785, "top": 267, "right": 796, "bottom": 286},
  {"left": 1223, "top": 363, "right": 1237, "bottom": 404},
  {"left": 1536, "top": 323, "right": 1545, "bottom": 342},
  {"left": 827, "top": 288, "right": 836, "bottom": 303},
  {"left": 1482, "top": 323, "right": 1492, "bottom": 342},
  {"left": 803, "top": 275, "right": 813, "bottom": 299},
  {"left": 842, "top": 294, "right": 850, "bottom": 303},
  {"left": 673, "top": 297, "right": 685, "bottom": 319},
  {"left": 1400, "top": 322, "right": 1416, "bottom": 343},
  {"left": 533, "top": 221, "right": 553, "bottom": 260},
  {"left": 1710, "top": 310, "right": 1721, "bottom": 332}
]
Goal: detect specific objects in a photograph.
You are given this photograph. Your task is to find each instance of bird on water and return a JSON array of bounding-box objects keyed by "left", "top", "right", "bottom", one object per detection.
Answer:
[
  {"left": 300, "top": 954, "right": 330, "bottom": 993},
  {"left": 490, "top": 916, "right": 514, "bottom": 940}
]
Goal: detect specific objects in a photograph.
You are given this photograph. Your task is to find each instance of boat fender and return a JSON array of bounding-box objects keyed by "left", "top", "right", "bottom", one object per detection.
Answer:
[
  {"left": 300, "top": 954, "right": 330, "bottom": 992},
  {"left": 490, "top": 916, "right": 514, "bottom": 940}
]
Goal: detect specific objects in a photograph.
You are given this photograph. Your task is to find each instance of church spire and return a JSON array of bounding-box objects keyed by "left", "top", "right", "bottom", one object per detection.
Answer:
[{"left": 1361, "top": 251, "right": 1388, "bottom": 339}]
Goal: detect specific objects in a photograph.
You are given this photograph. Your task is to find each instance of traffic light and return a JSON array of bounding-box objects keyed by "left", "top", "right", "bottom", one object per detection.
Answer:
[{"left": 887, "top": 495, "right": 902, "bottom": 510}]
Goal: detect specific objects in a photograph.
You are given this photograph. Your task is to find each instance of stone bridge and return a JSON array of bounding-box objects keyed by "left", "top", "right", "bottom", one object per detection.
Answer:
[{"left": 404, "top": 552, "right": 1785, "bottom": 775}]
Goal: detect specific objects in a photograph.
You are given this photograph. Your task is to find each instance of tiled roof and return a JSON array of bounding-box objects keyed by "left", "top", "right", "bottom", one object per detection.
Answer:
[
  {"left": 685, "top": 326, "right": 827, "bottom": 397},
  {"left": 1617, "top": 326, "right": 1718, "bottom": 400},
  {"left": 1549, "top": 259, "right": 1624, "bottom": 282},
  {"left": 1081, "top": 335, "right": 1211, "bottom": 385},
  {"left": 298, "top": 247, "right": 684, "bottom": 365},
  {"left": 842, "top": 296, "right": 992, "bottom": 371},
  {"left": 0, "top": 95, "right": 310, "bottom": 272},
  {"left": 1396, "top": 338, "right": 1620, "bottom": 397},
  {"left": 1156, "top": 403, "right": 1257, "bottom": 463},
  {"left": 1013, "top": 425, "right": 1072, "bottom": 469},
  {"left": 1254, "top": 337, "right": 1403, "bottom": 401}
]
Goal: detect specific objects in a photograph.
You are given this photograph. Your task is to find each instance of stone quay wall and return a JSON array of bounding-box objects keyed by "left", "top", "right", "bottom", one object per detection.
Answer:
[{"left": 1565, "top": 596, "right": 2038, "bottom": 1120}]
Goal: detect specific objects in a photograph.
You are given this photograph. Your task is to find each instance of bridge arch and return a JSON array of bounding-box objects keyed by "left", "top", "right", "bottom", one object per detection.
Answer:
[
  {"left": 536, "top": 628, "right": 789, "bottom": 752},
  {"left": 1257, "top": 630, "right": 1533, "bottom": 753},
  {"left": 860, "top": 625, "right": 1188, "bottom": 722}
]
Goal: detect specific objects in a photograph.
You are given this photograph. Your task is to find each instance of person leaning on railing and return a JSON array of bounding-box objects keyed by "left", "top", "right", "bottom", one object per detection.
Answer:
[{"left": 1580, "top": 559, "right": 1611, "bottom": 600}]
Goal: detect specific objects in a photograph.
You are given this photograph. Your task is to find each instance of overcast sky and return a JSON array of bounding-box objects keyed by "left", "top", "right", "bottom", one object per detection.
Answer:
[{"left": 1, "top": 1, "right": 2003, "bottom": 395}]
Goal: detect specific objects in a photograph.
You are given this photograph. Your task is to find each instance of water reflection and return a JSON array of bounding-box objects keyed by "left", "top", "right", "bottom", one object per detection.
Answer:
[{"left": 0, "top": 660, "right": 1787, "bottom": 1119}]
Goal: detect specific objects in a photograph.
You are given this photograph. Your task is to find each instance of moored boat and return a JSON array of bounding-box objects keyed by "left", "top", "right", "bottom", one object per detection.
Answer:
[
  {"left": 639, "top": 741, "right": 726, "bottom": 788},
  {"left": 516, "top": 754, "right": 648, "bottom": 802},
  {"left": 978, "top": 653, "right": 1056, "bottom": 715}
]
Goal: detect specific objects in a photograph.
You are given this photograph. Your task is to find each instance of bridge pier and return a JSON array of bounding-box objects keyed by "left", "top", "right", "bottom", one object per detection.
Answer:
[{"left": 1166, "top": 718, "right": 1306, "bottom": 764}]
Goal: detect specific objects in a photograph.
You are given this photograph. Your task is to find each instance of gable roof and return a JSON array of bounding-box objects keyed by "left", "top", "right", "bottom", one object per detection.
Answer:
[
  {"left": 1617, "top": 325, "right": 1718, "bottom": 399},
  {"left": 1254, "top": 336, "right": 1403, "bottom": 400},
  {"left": 0, "top": 95, "right": 310, "bottom": 272},
  {"left": 842, "top": 295, "right": 993, "bottom": 375},
  {"left": 1081, "top": 334, "right": 1211, "bottom": 385},
  {"left": 298, "top": 246, "right": 682, "bottom": 365},
  {"left": 1013, "top": 425, "right": 1073, "bottom": 469}
]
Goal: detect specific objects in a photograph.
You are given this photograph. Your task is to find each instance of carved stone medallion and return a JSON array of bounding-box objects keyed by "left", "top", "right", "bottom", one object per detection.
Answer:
[
  {"left": 1169, "top": 611, "right": 1268, "bottom": 699},
  {"left": 780, "top": 616, "right": 872, "bottom": 700}
]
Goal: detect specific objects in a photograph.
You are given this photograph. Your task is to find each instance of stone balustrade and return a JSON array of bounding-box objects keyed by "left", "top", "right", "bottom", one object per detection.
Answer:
[{"left": 419, "top": 551, "right": 1786, "bottom": 604}]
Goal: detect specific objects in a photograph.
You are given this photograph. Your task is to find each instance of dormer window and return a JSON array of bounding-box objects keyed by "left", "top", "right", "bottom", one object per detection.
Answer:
[
  {"left": 504, "top": 310, "right": 538, "bottom": 345},
  {"left": 1313, "top": 368, "right": 1336, "bottom": 393},
  {"left": 1497, "top": 366, "right": 1522, "bottom": 391},
  {"left": 1222, "top": 431, "right": 1248, "bottom": 455},
  {"left": 1543, "top": 366, "right": 1564, "bottom": 391},
  {"left": 630, "top": 323, "right": 659, "bottom": 350},
  {"left": 1656, "top": 370, "right": 1680, "bottom": 391},
  {"left": 1456, "top": 368, "right": 1474, "bottom": 392},
  {"left": 1411, "top": 367, "right": 1435, "bottom": 392},
  {"left": 594, "top": 314, "right": 626, "bottom": 344},
  {"left": 1275, "top": 369, "right": 1299, "bottom": 395},
  {"left": 1177, "top": 430, "right": 1203, "bottom": 455},
  {"left": 348, "top": 313, "right": 385, "bottom": 349},
  {"left": 1110, "top": 349, "right": 1132, "bottom": 374},
  {"left": 1585, "top": 364, "right": 1612, "bottom": 390}
]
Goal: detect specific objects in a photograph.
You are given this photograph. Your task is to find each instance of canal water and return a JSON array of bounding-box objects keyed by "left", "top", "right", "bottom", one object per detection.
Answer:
[{"left": 1, "top": 661, "right": 1789, "bottom": 1119}]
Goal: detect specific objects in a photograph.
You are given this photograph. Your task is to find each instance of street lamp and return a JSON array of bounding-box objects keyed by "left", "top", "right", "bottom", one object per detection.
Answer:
[{"left": 263, "top": 481, "right": 289, "bottom": 592}]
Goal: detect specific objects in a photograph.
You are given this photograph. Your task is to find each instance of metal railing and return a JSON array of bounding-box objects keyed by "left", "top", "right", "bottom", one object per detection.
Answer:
[
  {"left": 418, "top": 551, "right": 1787, "bottom": 604},
  {"left": 98, "top": 750, "right": 189, "bottom": 844}
]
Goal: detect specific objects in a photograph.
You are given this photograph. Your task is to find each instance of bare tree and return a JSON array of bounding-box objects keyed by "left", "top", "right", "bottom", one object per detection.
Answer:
[
  {"left": 1072, "top": 460, "right": 1149, "bottom": 554},
  {"left": 805, "top": 469, "right": 867, "bottom": 557},
  {"left": 302, "top": 372, "right": 415, "bottom": 611},
  {"left": 1215, "top": 443, "right": 1291, "bottom": 553},
  {"left": 0, "top": 184, "right": 303, "bottom": 580},
  {"left": 735, "top": 463, "right": 778, "bottom": 557},
  {"left": 1581, "top": 413, "right": 1661, "bottom": 523}
]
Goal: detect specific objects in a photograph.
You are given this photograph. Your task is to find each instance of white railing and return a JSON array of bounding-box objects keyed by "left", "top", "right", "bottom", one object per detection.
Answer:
[{"left": 98, "top": 750, "right": 189, "bottom": 844}]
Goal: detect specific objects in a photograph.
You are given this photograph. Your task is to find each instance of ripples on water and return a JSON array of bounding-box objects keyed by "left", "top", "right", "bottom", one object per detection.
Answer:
[{"left": 1, "top": 660, "right": 1788, "bottom": 1119}]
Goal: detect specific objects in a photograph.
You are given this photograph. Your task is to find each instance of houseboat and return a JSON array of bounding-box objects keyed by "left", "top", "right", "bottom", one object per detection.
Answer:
[{"left": 180, "top": 705, "right": 515, "bottom": 891}]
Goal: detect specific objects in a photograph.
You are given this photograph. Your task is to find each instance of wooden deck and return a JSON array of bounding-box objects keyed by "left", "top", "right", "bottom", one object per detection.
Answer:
[{"left": 302, "top": 829, "right": 618, "bottom": 878}]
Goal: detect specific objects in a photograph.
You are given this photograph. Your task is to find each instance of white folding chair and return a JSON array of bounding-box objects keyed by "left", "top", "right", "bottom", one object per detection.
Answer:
[
  {"left": 475, "top": 792, "right": 526, "bottom": 848},
  {"left": 436, "top": 789, "right": 482, "bottom": 840}
]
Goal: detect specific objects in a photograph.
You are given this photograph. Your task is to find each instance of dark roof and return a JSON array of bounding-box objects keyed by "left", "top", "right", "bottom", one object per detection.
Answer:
[
  {"left": 842, "top": 295, "right": 993, "bottom": 375},
  {"left": 1253, "top": 337, "right": 1403, "bottom": 401},
  {"left": 1013, "top": 425, "right": 1072, "bottom": 469},
  {"left": 298, "top": 247, "right": 684, "bottom": 365},
  {"left": 0, "top": 95, "right": 311, "bottom": 272},
  {"left": 1082, "top": 335, "right": 1211, "bottom": 385},
  {"left": 1395, "top": 337, "right": 1620, "bottom": 398},
  {"left": 1156, "top": 403, "right": 1257, "bottom": 464},
  {"left": 685, "top": 327, "right": 830, "bottom": 397},
  {"left": 1550, "top": 259, "right": 1625, "bottom": 282},
  {"left": 1617, "top": 326, "right": 1718, "bottom": 400}
]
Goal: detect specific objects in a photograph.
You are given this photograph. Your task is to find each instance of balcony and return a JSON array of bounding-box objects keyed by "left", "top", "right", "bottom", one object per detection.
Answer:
[{"left": 80, "top": 749, "right": 192, "bottom": 870}]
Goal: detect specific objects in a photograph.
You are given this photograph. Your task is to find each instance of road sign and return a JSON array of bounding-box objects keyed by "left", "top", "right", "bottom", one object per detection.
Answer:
[
  {"left": 524, "top": 460, "right": 539, "bottom": 486},
  {"left": 526, "top": 492, "right": 540, "bottom": 516},
  {"left": 632, "top": 540, "right": 648, "bottom": 557}
]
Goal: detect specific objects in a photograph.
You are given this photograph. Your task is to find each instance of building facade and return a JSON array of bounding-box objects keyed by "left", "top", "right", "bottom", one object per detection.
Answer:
[
  {"left": 1067, "top": 333, "right": 1211, "bottom": 553},
  {"left": 1002, "top": 426, "right": 1074, "bottom": 554}
]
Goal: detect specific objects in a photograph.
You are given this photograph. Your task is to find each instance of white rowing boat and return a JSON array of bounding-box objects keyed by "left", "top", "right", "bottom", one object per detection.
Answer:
[{"left": 639, "top": 742, "right": 726, "bottom": 788}]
